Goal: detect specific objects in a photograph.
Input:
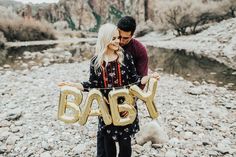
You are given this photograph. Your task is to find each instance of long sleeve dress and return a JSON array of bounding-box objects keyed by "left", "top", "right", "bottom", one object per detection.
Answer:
[{"left": 82, "top": 52, "right": 141, "bottom": 141}]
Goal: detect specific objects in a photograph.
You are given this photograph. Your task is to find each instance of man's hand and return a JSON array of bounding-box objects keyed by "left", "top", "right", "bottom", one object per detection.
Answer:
[
  {"left": 150, "top": 72, "right": 160, "bottom": 80},
  {"left": 141, "top": 72, "right": 160, "bottom": 85}
]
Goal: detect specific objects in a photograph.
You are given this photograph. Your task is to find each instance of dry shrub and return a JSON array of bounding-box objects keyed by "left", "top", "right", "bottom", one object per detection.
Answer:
[
  {"left": 61, "top": 30, "right": 86, "bottom": 38},
  {"left": 220, "top": 0, "right": 236, "bottom": 17},
  {"left": 154, "top": 0, "right": 232, "bottom": 36},
  {"left": 0, "top": 31, "right": 6, "bottom": 65},
  {"left": 0, "top": 32, "right": 6, "bottom": 44},
  {"left": 53, "top": 21, "right": 69, "bottom": 31},
  {"left": 135, "top": 20, "right": 154, "bottom": 37},
  {"left": 0, "top": 18, "right": 56, "bottom": 42},
  {"left": 0, "top": 6, "right": 56, "bottom": 42}
]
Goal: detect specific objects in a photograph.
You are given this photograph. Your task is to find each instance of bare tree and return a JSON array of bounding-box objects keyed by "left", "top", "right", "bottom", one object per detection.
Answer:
[
  {"left": 154, "top": 0, "right": 232, "bottom": 36},
  {"left": 76, "top": 0, "right": 85, "bottom": 30},
  {"left": 144, "top": 0, "right": 149, "bottom": 21}
]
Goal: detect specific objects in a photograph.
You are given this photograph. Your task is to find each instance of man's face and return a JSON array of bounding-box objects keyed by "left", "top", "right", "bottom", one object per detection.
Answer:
[{"left": 118, "top": 29, "right": 132, "bottom": 47}]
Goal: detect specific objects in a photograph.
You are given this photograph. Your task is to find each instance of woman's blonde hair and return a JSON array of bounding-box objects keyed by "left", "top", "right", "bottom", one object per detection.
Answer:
[{"left": 93, "top": 23, "right": 124, "bottom": 72}]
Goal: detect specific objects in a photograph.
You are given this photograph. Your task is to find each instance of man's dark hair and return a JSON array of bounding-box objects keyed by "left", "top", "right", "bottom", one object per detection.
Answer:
[{"left": 117, "top": 16, "right": 136, "bottom": 35}]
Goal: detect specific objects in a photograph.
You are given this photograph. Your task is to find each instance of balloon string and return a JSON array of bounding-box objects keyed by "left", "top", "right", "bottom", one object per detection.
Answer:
[{"left": 83, "top": 81, "right": 140, "bottom": 91}]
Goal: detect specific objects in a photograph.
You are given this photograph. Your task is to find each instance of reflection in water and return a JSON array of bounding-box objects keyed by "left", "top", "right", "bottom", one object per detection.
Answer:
[
  {"left": 2, "top": 45, "right": 56, "bottom": 68},
  {"left": 7, "top": 44, "right": 56, "bottom": 58},
  {"left": 147, "top": 46, "right": 236, "bottom": 90}
]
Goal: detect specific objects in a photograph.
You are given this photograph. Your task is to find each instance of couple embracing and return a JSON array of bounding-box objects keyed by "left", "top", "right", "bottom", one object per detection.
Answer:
[{"left": 59, "top": 16, "right": 159, "bottom": 157}]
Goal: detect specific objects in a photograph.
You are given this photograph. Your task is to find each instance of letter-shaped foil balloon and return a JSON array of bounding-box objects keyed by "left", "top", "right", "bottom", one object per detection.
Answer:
[
  {"left": 79, "top": 89, "right": 112, "bottom": 125},
  {"left": 130, "top": 78, "right": 158, "bottom": 119},
  {"left": 58, "top": 86, "right": 82, "bottom": 123},
  {"left": 108, "top": 89, "right": 136, "bottom": 126}
]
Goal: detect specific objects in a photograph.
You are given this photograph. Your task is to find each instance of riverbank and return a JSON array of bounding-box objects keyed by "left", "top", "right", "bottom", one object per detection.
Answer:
[
  {"left": 139, "top": 18, "right": 236, "bottom": 70},
  {"left": 0, "top": 61, "right": 235, "bottom": 157}
]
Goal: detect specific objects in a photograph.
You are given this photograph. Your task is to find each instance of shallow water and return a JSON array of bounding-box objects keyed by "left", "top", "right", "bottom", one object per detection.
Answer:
[
  {"left": 1, "top": 44, "right": 236, "bottom": 90},
  {"left": 147, "top": 46, "right": 236, "bottom": 90}
]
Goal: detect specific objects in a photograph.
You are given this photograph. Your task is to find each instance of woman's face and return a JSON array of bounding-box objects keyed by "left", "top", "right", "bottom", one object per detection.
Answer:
[{"left": 107, "top": 30, "right": 120, "bottom": 51}]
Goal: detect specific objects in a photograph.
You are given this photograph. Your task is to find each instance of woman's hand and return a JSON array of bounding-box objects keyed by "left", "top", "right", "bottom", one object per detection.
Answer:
[
  {"left": 58, "top": 82, "right": 72, "bottom": 87},
  {"left": 58, "top": 82, "right": 84, "bottom": 91}
]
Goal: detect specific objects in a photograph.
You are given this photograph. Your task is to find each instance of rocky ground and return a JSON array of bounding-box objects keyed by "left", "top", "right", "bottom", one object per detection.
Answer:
[{"left": 0, "top": 60, "right": 235, "bottom": 157}]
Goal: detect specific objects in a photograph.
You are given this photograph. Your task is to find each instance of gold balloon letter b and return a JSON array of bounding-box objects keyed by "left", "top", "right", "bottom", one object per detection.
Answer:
[{"left": 58, "top": 86, "right": 82, "bottom": 123}]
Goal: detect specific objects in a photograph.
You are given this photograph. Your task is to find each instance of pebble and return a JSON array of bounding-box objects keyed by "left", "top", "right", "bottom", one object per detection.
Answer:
[{"left": 40, "top": 152, "right": 52, "bottom": 157}]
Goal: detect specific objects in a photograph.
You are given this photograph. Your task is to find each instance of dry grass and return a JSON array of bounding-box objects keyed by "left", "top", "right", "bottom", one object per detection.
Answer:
[
  {"left": 0, "top": 6, "right": 56, "bottom": 42},
  {"left": 0, "top": 18, "right": 57, "bottom": 42}
]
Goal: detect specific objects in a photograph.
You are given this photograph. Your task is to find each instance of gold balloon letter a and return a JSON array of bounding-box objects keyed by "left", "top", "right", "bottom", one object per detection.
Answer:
[
  {"left": 58, "top": 86, "right": 82, "bottom": 123},
  {"left": 130, "top": 78, "right": 158, "bottom": 119},
  {"left": 79, "top": 89, "right": 112, "bottom": 125},
  {"left": 109, "top": 89, "right": 137, "bottom": 126}
]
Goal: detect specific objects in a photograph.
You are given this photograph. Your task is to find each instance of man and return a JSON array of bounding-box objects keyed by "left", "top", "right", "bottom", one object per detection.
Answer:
[
  {"left": 118, "top": 16, "right": 159, "bottom": 86},
  {"left": 118, "top": 16, "right": 148, "bottom": 78}
]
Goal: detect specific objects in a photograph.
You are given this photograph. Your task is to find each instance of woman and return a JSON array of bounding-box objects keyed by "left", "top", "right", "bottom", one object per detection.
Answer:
[{"left": 60, "top": 23, "right": 159, "bottom": 157}]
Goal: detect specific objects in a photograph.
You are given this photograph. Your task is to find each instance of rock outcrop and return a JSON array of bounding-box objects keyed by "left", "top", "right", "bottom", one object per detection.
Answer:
[{"left": 15, "top": 0, "right": 161, "bottom": 31}]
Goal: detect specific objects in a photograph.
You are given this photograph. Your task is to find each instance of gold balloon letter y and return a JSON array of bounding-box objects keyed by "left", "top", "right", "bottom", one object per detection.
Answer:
[{"left": 129, "top": 78, "right": 158, "bottom": 119}]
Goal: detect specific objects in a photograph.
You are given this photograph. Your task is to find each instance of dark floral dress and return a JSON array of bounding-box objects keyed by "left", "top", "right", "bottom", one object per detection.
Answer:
[{"left": 82, "top": 52, "right": 141, "bottom": 141}]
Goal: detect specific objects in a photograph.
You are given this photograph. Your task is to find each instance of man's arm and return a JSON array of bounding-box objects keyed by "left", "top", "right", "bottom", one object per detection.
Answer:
[{"left": 133, "top": 39, "right": 148, "bottom": 77}]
